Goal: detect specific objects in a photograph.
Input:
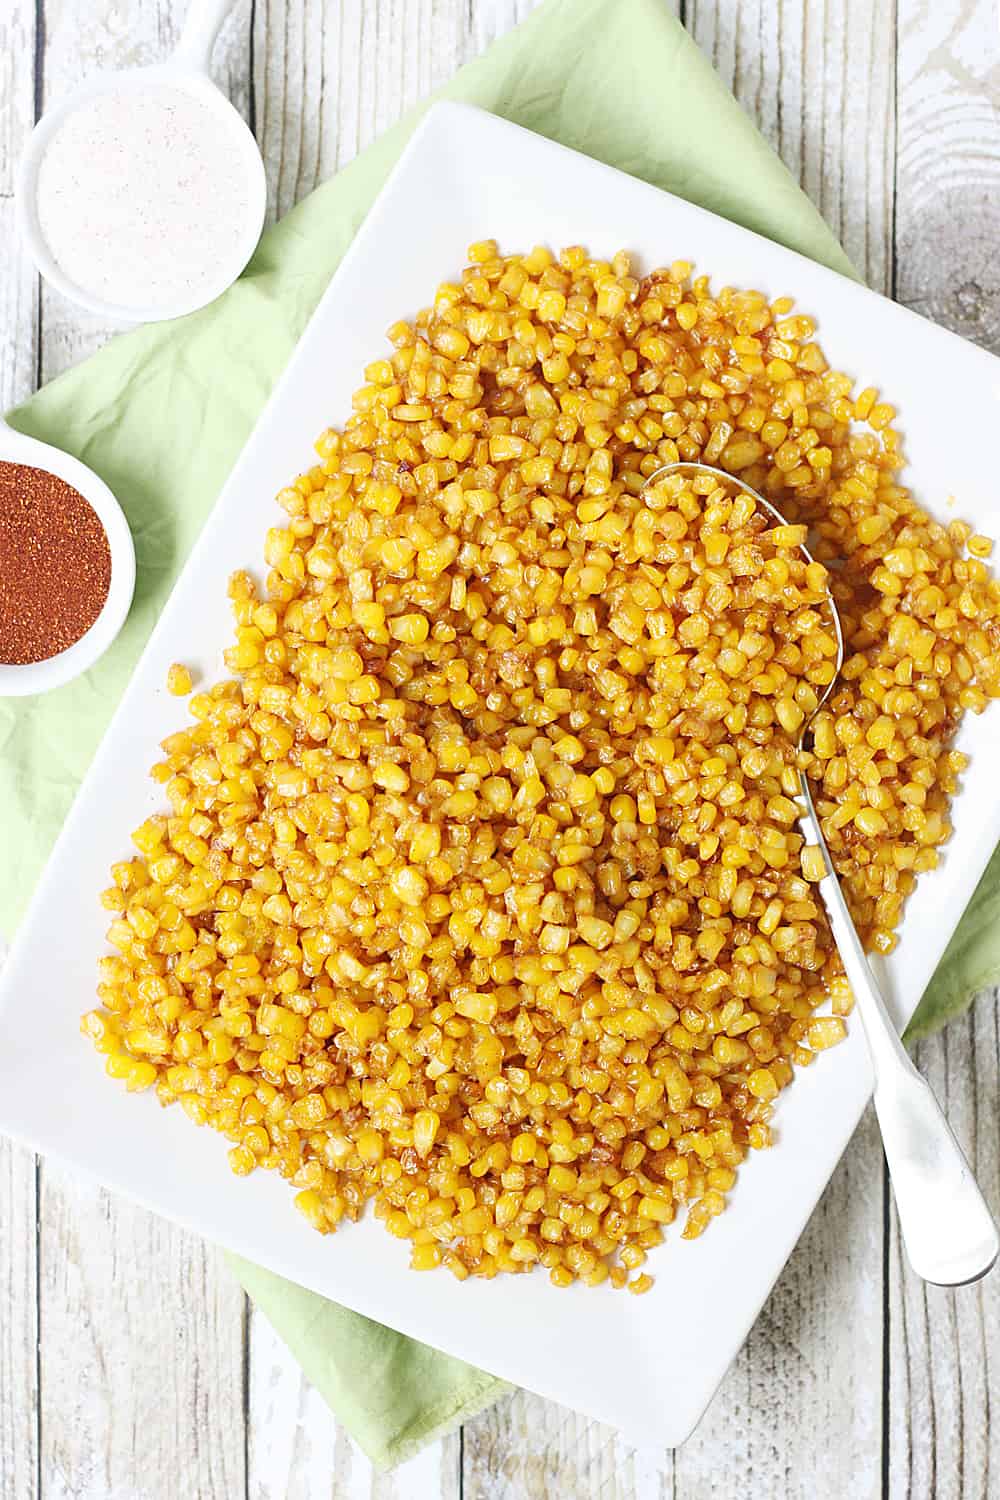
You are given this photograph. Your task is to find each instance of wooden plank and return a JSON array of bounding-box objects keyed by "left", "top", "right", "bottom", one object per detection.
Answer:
[
  {"left": 243, "top": 7, "right": 523, "bottom": 1493},
  {"left": 470, "top": 2, "right": 888, "bottom": 1494},
  {"left": 34, "top": 6, "right": 250, "bottom": 1500},
  {"left": 888, "top": 3, "right": 1000, "bottom": 1493},
  {"left": 0, "top": 1, "right": 41, "bottom": 1495},
  {"left": 669, "top": 4, "right": 894, "bottom": 1496},
  {"left": 673, "top": 1112, "right": 885, "bottom": 1500},
  {"left": 246, "top": 1309, "right": 461, "bottom": 1500},
  {"left": 466, "top": 0, "right": 562, "bottom": 54},
  {"left": 37, "top": 1181, "right": 247, "bottom": 1500},
  {"left": 0, "top": 1140, "right": 37, "bottom": 1500},
  {"left": 250, "top": 0, "right": 552, "bottom": 225},
  {"left": 887, "top": 994, "right": 1000, "bottom": 1500},
  {"left": 437, "top": 0, "right": 665, "bottom": 1481},
  {"left": 894, "top": 0, "right": 1000, "bottom": 346},
  {"left": 462, "top": 1389, "right": 673, "bottom": 1500},
  {"left": 0, "top": 0, "right": 38, "bottom": 415},
  {"left": 686, "top": 0, "right": 896, "bottom": 292}
]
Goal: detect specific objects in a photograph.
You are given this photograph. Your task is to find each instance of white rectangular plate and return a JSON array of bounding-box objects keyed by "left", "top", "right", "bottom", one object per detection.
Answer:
[{"left": 3, "top": 102, "right": 1000, "bottom": 1447}]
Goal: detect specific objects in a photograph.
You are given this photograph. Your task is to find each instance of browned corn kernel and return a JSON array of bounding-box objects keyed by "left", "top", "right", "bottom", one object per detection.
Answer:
[{"left": 86, "top": 242, "right": 1000, "bottom": 1293}]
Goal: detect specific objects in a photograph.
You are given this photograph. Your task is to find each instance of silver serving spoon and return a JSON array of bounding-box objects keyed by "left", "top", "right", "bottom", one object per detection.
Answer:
[{"left": 644, "top": 460, "right": 999, "bottom": 1286}]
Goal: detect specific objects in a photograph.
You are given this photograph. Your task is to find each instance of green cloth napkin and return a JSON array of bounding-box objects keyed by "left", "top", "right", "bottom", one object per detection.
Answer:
[{"left": 4, "top": 0, "right": 997, "bottom": 1467}]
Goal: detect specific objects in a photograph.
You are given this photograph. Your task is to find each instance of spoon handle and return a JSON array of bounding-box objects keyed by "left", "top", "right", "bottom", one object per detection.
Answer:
[
  {"left": 798, "top": 770, "right": 999, "bottom": 1285},
  {"left": 173, "top": 0, "right": 239, "bottom": 72}
]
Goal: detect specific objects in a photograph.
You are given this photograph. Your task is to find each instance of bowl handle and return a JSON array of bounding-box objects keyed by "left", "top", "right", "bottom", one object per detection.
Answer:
[{"left": 172, "top": 0, "right": 239, "bottom": 73}]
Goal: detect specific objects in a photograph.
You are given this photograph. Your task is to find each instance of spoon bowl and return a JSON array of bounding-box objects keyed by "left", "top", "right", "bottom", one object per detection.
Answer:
[
  {"left": 0, "top": 421, "right": 135, "bottom": 697},
  {"left": 646, "top": 458, "right": 847, "bottom": 735},
  {"left": 641, "top": 459, "right": 999, "bottom": 1286}
]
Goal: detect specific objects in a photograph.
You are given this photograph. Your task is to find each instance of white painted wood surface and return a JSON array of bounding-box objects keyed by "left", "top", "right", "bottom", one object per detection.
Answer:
[
  {"left": 1, "top": 1, "right": 998, "bottom": 1496},
  {"left": 0, "top": 6, "right": 40, "bottom": 1496}
]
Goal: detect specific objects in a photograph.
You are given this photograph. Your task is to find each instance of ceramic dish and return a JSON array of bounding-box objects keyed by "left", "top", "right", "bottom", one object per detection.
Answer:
[
  {"left": 1, "top": 102, "right": 999, "bottom": 1445},
  {"left": 17, "top": 52, "right": 266, "bottom": 322},
  {"left": 0, "top": 421, "right": 135, "bottom": 696}
]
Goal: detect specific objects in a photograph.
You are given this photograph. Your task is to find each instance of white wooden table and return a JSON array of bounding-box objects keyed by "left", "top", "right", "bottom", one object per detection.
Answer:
[{"left": 1, "top": 2, "right": 999, "bottom": 1495}]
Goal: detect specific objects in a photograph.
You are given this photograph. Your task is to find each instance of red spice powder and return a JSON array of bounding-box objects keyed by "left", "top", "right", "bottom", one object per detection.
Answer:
[{"left": 0, "top": 460, "right": 112, "bottom": 665}]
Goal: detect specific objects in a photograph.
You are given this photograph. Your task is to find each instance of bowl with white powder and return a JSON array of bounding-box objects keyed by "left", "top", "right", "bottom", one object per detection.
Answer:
[{"left": 18, "top": 66, "right": 267, "bottom": 323}]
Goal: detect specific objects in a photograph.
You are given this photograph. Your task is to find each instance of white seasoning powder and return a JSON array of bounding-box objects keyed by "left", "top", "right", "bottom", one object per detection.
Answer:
[{"left": 36, "top": 85, "right": 254, "bottom": 312}]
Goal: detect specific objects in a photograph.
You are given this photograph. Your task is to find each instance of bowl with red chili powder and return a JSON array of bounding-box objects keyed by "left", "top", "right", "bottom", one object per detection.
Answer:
[{"left": 0, "top": 424, "right": 135, "bottom": 695}]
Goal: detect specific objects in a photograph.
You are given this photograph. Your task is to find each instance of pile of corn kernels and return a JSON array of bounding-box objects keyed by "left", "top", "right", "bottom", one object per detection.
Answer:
[{"left": 84, "top": 243, "right": 1000, "bottom": 1292}]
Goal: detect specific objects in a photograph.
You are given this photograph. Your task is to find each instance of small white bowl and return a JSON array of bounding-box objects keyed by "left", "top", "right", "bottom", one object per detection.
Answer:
[
  {"left": 16, "top": 63, "right": 267, "bottom": 325},
  {"left": 0, "top": 421, "right": 136, "bottom": 696}
]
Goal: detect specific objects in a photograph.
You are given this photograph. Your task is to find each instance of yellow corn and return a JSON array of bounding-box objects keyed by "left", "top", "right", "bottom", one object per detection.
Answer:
[
  {"left": 84, "top": 239, "right": 1000, "bottom": 1297},
  {"left": 166, "top": 662, "right": 193, "bottom": 696}
]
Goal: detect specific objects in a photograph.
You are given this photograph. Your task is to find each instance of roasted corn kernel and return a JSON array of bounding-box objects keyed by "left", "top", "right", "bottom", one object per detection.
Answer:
[{"left": 166, "top": 662, "right": 193, "bottom": 697}]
